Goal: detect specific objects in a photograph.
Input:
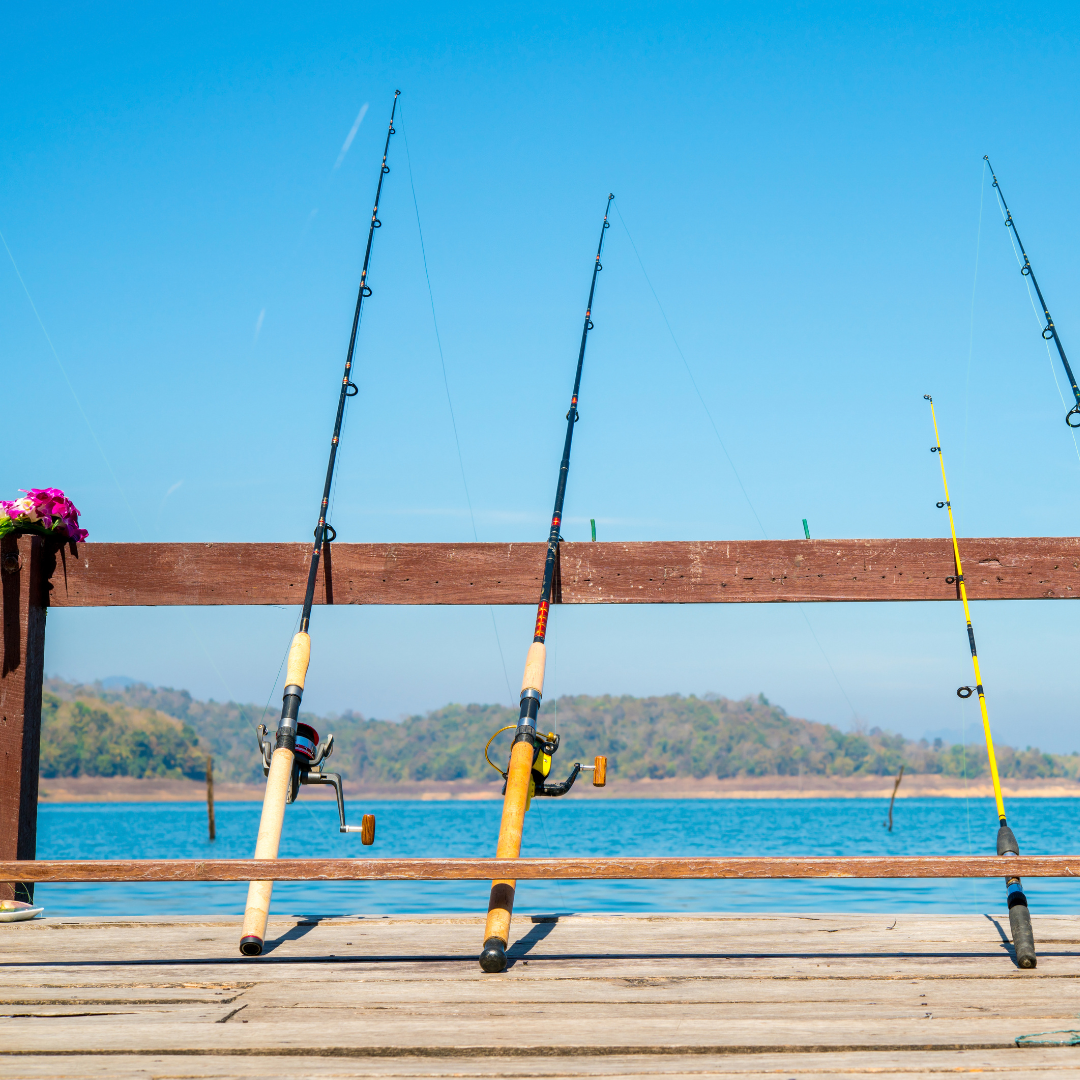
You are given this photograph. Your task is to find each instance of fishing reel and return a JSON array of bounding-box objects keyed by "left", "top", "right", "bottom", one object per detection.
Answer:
[
  {"left": 256, "top": 722, "right": 375, "bottom": 844},
  {"left": 485, "top": 726, "right": 607, "bottom": 810}
]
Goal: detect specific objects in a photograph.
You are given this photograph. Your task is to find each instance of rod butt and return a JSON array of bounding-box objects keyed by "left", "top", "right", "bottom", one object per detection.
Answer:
[
  {"left": 480, "top": 937, "right": 507, "bottom": 973},
  {"left": 239, "top": 935, "right": 264, "bottom": 957},
  {"left": 1009, "top": 901, "right": 1037, "bottom": 969}
]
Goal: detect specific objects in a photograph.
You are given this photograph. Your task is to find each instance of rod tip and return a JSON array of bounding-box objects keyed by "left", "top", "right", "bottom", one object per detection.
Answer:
[
  {"left": 608, "top": 192, "right": 615, "bottom": 200},
  {"left": 239, "top": 936, "right": 264, "bottom": 957}
]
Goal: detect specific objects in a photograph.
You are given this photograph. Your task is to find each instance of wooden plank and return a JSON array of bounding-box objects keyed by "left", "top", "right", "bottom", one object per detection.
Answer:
[
  {"left": 0, "top": 536, "right": 47, "bottom": 904},
  {"left": 42, "top": 537, "right": 1080, "bottom": 608},
  {"left": 0, "top": 1052, "right": 1072, "bottom": 1080},
  {"left": 3, "top": 855, "right": 1079, "bottom": 881},
  {"left": 6, "top": 913, "right": 1077, "bottom": 1069}
]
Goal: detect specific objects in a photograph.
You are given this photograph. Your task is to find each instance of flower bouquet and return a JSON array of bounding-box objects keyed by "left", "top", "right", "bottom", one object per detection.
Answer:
[{"left": 0, "top": 488, "right": 88, "bottom": 543}]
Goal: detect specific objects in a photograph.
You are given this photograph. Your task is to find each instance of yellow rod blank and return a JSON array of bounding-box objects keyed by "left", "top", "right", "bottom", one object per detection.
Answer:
[{"left": 927, "top": 399, "right": 1007, "bottom": 823}]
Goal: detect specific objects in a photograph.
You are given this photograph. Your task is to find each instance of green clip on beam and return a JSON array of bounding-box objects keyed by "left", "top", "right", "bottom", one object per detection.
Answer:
[
  {"left": 802, "top": 519, "right": 810, "bottom": 539},
  {"left": 590, "top": 518, "right": 596, "bottom": 541}
]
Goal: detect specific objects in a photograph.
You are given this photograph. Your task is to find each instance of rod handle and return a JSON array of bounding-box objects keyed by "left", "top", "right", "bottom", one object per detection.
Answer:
[
  {"left": 240, "top": 746, "right": 294, "bottom": 954},
  {"left": 1009, "top": 901, "right": 1037, "bottom": 969},
  {"left": 286, "top": 632, "right": 311, "bottom": 689},
  {"left": 520, "top": 642, "right": 546, "bottom": 695}
]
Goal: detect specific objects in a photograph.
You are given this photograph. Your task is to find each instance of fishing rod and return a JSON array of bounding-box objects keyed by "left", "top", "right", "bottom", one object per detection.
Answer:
[
  {"left": 925, "top": 394, "right": 1036, "bottom": 969},
  {"left": 984, "top": 156, "right": 1080, "bottom": 427},
  {"left": 479, "top": 196, "right": 614, "bottom": 974},
  {"left": 239, "top": 90, "right": 400, "bottom": 958}
]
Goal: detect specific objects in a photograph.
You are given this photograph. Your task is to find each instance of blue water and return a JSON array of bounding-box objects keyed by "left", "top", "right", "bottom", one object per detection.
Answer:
[{"left": 34, "top": 797, "right": 1080, "bottom": 916}]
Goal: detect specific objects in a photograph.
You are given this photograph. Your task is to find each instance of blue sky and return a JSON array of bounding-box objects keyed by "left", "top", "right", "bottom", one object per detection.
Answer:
[{"left": 5, "top": 2, "right": 1080, "bottom": 752}]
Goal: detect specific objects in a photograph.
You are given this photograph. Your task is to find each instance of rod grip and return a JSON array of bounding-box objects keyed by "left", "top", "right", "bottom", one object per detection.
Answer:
[
  {"left": 481, "top": 739, "right": 535, "bottom": 970},
  {"left": 520, "top": 642, "right": 546, "bottom": 695},
  {"left": 240, "top": 746, "right": 294, "bottom": 954},
  {"left": 285, "top": 632, "right": 311, "bottom": 690},
  {"left": 1009, "top": 901, "right": 1037, "bottom": 969}
]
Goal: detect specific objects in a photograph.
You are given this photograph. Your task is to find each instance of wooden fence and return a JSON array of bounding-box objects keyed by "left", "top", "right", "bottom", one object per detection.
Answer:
[{"left": 3, "top": 534, "right": 1078, "bottom": 898}]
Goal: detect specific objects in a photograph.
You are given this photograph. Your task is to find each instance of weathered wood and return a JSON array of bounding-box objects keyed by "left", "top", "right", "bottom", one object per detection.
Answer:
[
  {"left": 0, "top": 1054, "right": 1069, "bottom": 1080},
  {"left": 0, "top": 535, "right": 47, "bottom": 904},
  {"left": 42, "top": 537, "right": 1080, "bottom": 607},
  {"left": 0, "top": 1051, "right": 1067, "bottom": 1080},
  {"left": 3, "top": 855, "right": 1078, "bottom": 881},
  {"left": 0, "top": 915, "right": 1076, "bottom": 1072}
]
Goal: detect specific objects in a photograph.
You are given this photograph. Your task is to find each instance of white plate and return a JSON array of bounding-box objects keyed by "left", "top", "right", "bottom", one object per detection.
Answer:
[{"left": 0, "top": 902, "right": 44, "bottom": 922}]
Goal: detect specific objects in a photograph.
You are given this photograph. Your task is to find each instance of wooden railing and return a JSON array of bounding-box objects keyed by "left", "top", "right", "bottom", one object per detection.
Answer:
[
  {"left": 2, "top": 856, "right": 1079, "bottom": 881},
  {"left": 3, "top": 534, "right": 1079, "bottom": 900}
]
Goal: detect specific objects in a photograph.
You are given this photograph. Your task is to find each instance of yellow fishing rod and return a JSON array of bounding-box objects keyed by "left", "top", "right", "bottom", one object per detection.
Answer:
[{"left": 925, "top": 394, "right": 1036, "bottom": 969}]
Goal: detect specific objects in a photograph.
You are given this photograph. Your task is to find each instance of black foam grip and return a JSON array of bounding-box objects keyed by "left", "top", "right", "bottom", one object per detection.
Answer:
[
  {"left": 1008, "top": 904, "right": 1037, "bottom": 969},
  {"left": 997, "top": 825, "right": 1019, "bottom": 856}
]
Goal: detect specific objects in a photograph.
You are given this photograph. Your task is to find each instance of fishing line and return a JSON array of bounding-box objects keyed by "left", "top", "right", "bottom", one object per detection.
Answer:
[
  {"left": 612, "top": 204, "right": 766, "bottom": 539},
  {"left": 257, "top": 99, "right": 375, "bottom": 347},
  {"left": 959, "top": 689, "right": 975, "bottom": 909},
  {"left": 962, "top": 162, "right": 987, "bottom": 484},
  {"left": 398, "top": 106, "right": 514, "bottom": 704},
  {"left": 0, "top": 226, "right": 258, "bottom": 731},
  {"left": 985, "top": 158, "right": 1080, "bottom": 471},
  {"left": 613, "top": 202, "right": 859, "bottom": 724},
  {"left": 479, "top": 196, "right": 614, "bottom": 974},
  {"left": 993, "top": 189, "right": 1080, "bottom": 469},
  {"left": 239, "top": 92, "right": 400, "bottom": 957},
  {"left": 0, "top": 227, "right": 141, "bottom": 532},
  {"left": 551, "top": 606, "right": 557, "bottom": 736}
]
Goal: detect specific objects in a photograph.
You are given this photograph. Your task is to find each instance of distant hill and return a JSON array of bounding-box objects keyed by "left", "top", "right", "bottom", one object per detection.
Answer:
[
  {"left": 41, "top": 677, "right": 1080, "bottom": 787},
  {"left": 40, "top": 691, "right": 206, "bottom": 780}
]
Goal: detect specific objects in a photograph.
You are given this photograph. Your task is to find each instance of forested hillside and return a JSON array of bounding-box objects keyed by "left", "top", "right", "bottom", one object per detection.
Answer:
[{"left": 42, "top": 678, "right": 1080, "bottom": 786}]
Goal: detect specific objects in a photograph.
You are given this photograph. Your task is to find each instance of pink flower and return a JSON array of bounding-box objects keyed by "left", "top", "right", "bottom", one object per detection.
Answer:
[{"left": 0, "top": 488, "right": 88, "bottom": 542}]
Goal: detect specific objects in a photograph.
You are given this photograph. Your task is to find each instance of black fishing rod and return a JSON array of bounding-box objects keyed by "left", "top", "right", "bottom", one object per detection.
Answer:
[
  {"left": 240, "top": 90, "right": 400, "bottom": 958},
  {"left": 478, "top": 195, "right": 614, "bottom": 974},
  {"left": 984, "top": 156, "right": 1080, "bottom": 427}
]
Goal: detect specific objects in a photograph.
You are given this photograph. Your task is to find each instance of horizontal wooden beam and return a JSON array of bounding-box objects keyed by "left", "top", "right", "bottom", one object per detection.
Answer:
[
  {"left": 43, "top": 537, "right": 1080, "bottom": 607},
  {"left": 2, "top": 856, "right": 1077, "bottom": 881}
]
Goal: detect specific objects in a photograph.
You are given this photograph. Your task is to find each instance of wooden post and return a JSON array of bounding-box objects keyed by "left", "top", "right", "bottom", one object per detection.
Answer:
[
  {"left": 0, "top": 535, "right": 48, "bottom": 903},
  {"left": 886, "top": 764, "right": 904, "bottom": 832},
  {"left": 206, "top": 755, "right": 216, "bottom": 841}
]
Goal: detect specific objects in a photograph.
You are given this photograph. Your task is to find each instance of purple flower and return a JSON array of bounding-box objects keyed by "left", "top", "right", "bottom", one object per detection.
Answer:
[{"left": 0, "top": 488, "right": 88, "bottom": 542}]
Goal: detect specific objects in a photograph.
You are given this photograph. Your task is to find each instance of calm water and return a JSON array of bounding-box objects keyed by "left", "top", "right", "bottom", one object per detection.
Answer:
[{"left": 33, "top": 797, "right": 1080, "bottom": 916}]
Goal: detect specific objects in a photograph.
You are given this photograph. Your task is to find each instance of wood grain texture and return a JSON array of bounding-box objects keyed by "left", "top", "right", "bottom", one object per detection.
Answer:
[
  {"left": 41, "top": 537, "right": 1080, "bottom": 607},
  {"left": 0, "top": 535, "right": 47, "bottom": 903},
  {"left": 2, "top": 855, "right": 1078, "bottom": 881},
  {"left": 0, "top": 914, "right": 1077, "bottom": 1073}
]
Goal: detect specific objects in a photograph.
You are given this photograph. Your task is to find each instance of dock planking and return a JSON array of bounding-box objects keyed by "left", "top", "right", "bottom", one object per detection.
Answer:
[{"left": 1, "top": 913, "right": 1077, "bottom": 1078}]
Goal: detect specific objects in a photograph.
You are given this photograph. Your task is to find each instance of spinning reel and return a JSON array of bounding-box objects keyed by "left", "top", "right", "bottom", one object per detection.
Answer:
[
  {"left": 256, "top": 721, "right": 374, "bottom": 843},
  {"left": 485, "top": 726, "right": 607, "bottom": 810}
]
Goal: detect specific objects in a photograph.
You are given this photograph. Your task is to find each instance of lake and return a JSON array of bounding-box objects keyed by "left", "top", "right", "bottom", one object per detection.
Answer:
[{"left": 32, "top": 796, "right": 1080, "bottom": 917}]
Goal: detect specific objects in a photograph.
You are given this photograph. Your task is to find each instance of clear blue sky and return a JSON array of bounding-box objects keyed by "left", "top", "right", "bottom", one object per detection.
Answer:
[{"left": 5, "top": 2, "right": 1080, "bottom": 751}]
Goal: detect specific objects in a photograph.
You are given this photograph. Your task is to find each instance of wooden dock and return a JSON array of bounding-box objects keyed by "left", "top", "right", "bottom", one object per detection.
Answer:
[{"left": 3, "top": 912, "right": 1077, "bottom": 1077}]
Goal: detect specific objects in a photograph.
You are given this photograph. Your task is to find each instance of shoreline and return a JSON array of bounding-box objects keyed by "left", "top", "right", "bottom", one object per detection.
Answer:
[{"left": 36, "top": 773, "right": 1080, "bottom": 802}]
